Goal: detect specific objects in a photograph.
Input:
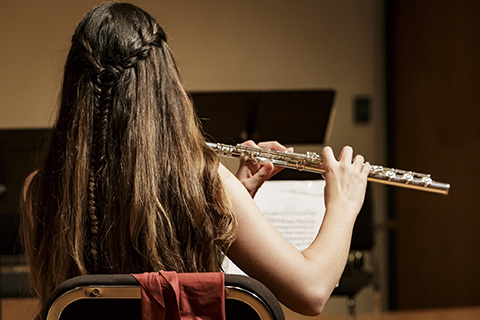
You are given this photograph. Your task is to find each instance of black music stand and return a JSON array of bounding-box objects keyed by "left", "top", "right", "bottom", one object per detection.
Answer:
[
  {"left": 192, "top": 89, "right": 335, "bottom": 181},
  {"left": 191, "top": 90, "right": 335, "bottom": 145}
]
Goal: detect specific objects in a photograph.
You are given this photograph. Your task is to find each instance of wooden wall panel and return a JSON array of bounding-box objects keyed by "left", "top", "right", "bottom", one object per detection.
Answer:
[{"left": 389, "top": 0, "right": 480, "bottom": 309}]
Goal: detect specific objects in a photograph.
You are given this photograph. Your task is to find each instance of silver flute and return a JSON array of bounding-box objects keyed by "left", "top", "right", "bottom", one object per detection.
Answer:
[{"left": 207, "top": 142, "right": 450, "bottom": 195}]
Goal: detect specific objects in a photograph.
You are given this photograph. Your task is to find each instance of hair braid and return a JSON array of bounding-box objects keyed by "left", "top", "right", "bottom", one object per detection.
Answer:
[
  {"left": 82, "top": 29, "right": 162, "bottom": 272},
  {"left": 86, "top": 73, "right": 104, "bottom": 273},
  {"left": 87, "top": 166, "right": 100, "bottom": 273}
]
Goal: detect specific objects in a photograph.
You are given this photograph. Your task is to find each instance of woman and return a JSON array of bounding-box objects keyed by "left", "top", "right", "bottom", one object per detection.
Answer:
[{"left": 21, "top": 3, "right": 370, "bottom": 316}]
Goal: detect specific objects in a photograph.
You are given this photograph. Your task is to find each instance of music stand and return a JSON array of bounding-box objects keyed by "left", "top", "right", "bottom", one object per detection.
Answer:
[{"left": 191, "top": 89, "right": 335, "bottom": 145}]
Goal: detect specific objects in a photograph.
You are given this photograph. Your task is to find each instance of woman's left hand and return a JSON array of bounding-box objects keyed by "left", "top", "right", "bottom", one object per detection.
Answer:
[{"left": 235, "top": 140, "right": 293, "bottom": 197}]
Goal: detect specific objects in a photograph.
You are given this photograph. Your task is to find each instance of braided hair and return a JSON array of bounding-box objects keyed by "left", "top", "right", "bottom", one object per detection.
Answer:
[
  {"left": 70, "top": 3, "right": 168, "bottom": 273},
  {"left": 21, "top": 3, "right": 236, "bottom": 303}
]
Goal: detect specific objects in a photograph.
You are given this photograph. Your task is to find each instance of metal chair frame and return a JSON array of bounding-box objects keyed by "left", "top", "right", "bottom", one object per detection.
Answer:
[{"left": 43, "top": 274, "right": 283, "bottom": 320}]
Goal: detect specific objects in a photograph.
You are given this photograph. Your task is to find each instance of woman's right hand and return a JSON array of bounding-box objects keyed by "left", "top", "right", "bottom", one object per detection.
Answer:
[{"left": 322, "top": 146, "right": 370, "bottom": 217}]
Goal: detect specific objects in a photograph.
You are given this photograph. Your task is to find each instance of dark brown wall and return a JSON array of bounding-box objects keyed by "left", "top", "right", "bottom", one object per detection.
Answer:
[{"left": 388, "top": 0, "right": 480, "bottom": 310}]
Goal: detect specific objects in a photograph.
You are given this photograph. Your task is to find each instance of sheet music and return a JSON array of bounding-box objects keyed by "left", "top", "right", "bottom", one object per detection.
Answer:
[{"left": 223, "top": 180, "right": 326, "bottom": 275}]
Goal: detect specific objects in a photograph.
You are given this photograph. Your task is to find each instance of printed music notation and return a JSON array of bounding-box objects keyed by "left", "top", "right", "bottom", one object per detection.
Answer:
[{"left": 222, "top": 180, "right": 326, "bottom": 274}]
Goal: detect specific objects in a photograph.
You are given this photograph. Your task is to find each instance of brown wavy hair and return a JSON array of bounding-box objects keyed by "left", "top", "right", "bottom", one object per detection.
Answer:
[{"left": 21, "top": 2, "right": 236, "bottom": 303}]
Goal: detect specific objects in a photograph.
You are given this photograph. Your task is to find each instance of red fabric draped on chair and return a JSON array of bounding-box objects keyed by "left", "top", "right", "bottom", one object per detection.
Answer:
[{"left": 132, "top": 271, "right": 226, "bottom": 320}]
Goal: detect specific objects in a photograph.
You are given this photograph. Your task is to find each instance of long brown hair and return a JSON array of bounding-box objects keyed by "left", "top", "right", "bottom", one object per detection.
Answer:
[{"left": 21, "top": 2, "right": 236, "bottom": 303}]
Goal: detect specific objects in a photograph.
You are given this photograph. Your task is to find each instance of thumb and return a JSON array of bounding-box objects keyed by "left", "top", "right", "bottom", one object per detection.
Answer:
[
  {"left": 250, "top": 163, "right": 274, "bottom": 186},
  {"left": 256, "top": 162, "right": 274, "bottom": 180},
  {"left": 245, "top": 163, "right": 274, "bottom": 197}
]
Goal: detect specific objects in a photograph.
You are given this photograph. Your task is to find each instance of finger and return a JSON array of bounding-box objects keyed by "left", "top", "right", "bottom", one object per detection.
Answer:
[
  {"left": 353, "top": 154, "right": 365, "bottom": 166},
  {"left": 338, "top": 146, "right": 353, "bottom": 163},
  {"left": 361, "top": 162, "right": 371, "bottom": 177},
  {"left": 322, "top": 146, "right": 336, "bottom": 164},
  {"left": 236, "top": 164, "right": 252, "bottom": 178},
  {"left": 241, "top": 140, "right": 258, "bottom": 147},
  {"left": 258, "top": 162, "right": 274, "bottom": 178},
  {"left": 244, "top": 163, "right": 274, "bottom": 192},
  {"left": 271, "top": 163, "right": 286, "bottom": 176},
  {"left": 258, "top": 141, "right": 287, "bottom": 152},
  {"left": 351, "top": 155, "right": 365, "bottom": 174}
]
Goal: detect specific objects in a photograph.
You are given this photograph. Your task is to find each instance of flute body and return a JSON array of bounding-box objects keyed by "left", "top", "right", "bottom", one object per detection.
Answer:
[{"left": 207, "top": 142, "right": 450, "bottom": 195}]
